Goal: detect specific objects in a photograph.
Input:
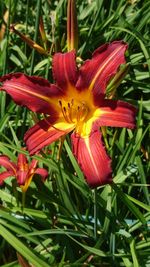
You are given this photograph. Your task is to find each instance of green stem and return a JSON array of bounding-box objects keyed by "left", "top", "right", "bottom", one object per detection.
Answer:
[
  {"left": 1, "top": 0, "right": 11, "bottom": 119},
  {"left": 30, "top": 0, "right": 41, "bottom": 75},
  {"left": 101, "top": 126, "right": 109, "bottom": 150},
  {"left": 24, "top": 0, "right": 29, "bottom": 57},
  {"left": 94, "top": 188, "right": 98, "bottom": 240},
  {"left": 45, "top": 56, "right": 51, "bottom": 80},
  {"left": 20, "top": 107, "right": 28, "bottom": 140},
  {"left": 3, "top": 0, "right": 11, "bottom": 75},
  {"left": 21, "top": 191, "right": 26, "bottom": 212},
  {"left": 79, "top": 1, "right": 103, "bottom": 56}
]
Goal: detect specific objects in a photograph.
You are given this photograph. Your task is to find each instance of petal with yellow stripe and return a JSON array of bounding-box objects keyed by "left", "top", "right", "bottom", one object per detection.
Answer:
[
  {"left": 71, "top": 131, "right": 112, "bottom": 187},
  {"left": 24, "top": 116, "right": 75, "bottom": 155},
  {"left": 76, "top": 41, "right": 128, "bottom": 95},
  {"left": 95, "top": 100, "right": 137, "bottom": 129},
  {"left": 53, "top": 50, "right": 78, "bottom": 91},
  {"left": 0, "top": 73, "right": 63, "bottom": 114},
  {"left": 16, "top": 154, "right": 29, "bottom": 185}
]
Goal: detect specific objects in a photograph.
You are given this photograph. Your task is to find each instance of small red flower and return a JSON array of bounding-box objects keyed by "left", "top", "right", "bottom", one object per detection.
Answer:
[
  {"left": 0, "top": 153, "right": 48, "bottom": 192},
  {"left": 0, "top": 41, "right": 136, "bottom": 187}
]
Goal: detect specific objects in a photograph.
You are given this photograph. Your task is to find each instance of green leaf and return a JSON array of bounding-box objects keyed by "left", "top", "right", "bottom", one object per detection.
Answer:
[
  {"left": 0, "top": 224, "right": 50, "bottom": 267},
  {"left": 111, "top": 183, "right": 146, "bottom": 225}
]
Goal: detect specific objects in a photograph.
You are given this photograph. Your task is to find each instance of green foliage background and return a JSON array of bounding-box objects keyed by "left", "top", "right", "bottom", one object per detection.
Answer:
[{"left": 0, "top": 0, "right": 150, "bottom": 266}]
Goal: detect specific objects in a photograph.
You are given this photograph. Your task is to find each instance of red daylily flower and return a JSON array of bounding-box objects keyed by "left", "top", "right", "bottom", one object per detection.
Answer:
[
  {"left": 0, "top": 41, "right": 136, "bottom": 187},
  {"left": 0, "top": 153, "right": 48, "bottom": 192}
]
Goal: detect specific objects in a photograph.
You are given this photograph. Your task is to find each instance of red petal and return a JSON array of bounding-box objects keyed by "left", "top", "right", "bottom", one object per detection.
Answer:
[
  {"left": 76, "top": 41, "right": 128, "bottom": 95},
  {"left": 0, "top": 73, "right": 63, "bottom": 114},
  {"left": 16, "top": 170, "right": 28, "bottom": 185},
  {"left": 71, "top": 131, "right": 112, "bottom": 187},
  {"left": 34, "top": 168, "right": 48, "bottom": 181},
  {"left": 95, "top": 100, "right": 137, "bottom": 128},
  {"left": 24, "top": 116, "right": 74, "bottom": 155},
  {"left": 52, "top": 50, "right": 78, "bottom": 91},
  {"left": 0, "top": 171, "right": 14, "bottom": 185},
  {"left": 17, "top": 153, "right": 28, "bottom": 170},
  {"left": 29, "top": 159, "right": 38, "bottom": 171},
  {"left": 16, "top": 154, "right": 29, "bottom": 185},
  {"left": 0, "top": 155, "right": 17, "bottom": 173},
  {"left": 27, "top": 159, "right": 38, "bottom": 179}
]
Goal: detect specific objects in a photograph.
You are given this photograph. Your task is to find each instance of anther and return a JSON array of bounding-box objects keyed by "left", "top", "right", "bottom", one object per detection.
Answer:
[{"left": 58, "top": 100, "right": 62, "bottom": 106}]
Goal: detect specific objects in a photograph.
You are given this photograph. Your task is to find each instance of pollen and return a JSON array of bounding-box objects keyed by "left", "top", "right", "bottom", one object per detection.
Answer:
[{"left": 58, "top": 99, "right": 89, "bottom": 124}]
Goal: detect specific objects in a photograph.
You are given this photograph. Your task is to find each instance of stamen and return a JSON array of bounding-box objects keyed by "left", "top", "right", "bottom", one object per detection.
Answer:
[
  {"left": 76, "top": 106, "right": 81, "bottom": 122},
  {"left": 71, "top": 99, "right": 74, "bottom": 105},
  {"left": 58, "top": 99, "right": 89, "bottom": 125},
  {"left": 63, "top": 107, "right": 70, "bottom": 123},
  {"left": 58, "top": 100, "right": 70, "bottom": 123},
  {"left": 58, "top": 100, "right": 62, "bottom": 106},
  {"left": 67, "top": 102, "right": 73, "bottom": 122},
  {"left": 77, "top": 103, "right": 89, "bottom": 122},
  {"left": 80, "top": 107, "right": 88, "bottom": 122}
]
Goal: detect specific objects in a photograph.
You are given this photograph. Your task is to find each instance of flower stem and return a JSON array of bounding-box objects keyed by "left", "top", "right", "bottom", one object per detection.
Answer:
[
  {"left": 24, "top": 0, "right": 29, "bottom": 57},
  {"left": 30, "top": 0, "right": 41, "bottom": 75},
  {"left": 101, "top": 126, "right": 109, "bottom": 150},
  {"left": 1, "top": 0, "right": 11, "bottom": 119},
  {"left": 21, "top": 191, "right": 26, "bottom": 212},
  {"left": 94, "top": 188, "right": 98, "bottom": 240}
]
